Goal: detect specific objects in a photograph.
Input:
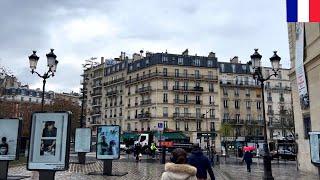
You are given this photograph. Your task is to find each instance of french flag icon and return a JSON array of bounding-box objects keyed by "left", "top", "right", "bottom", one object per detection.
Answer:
[{"left": 287, "top": 0, "right": 320, "bottom": 22}]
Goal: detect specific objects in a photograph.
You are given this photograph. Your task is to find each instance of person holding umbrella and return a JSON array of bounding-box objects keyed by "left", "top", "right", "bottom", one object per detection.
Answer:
[{"left": 242, "top": 149, "right": 253, "bottom": 172}]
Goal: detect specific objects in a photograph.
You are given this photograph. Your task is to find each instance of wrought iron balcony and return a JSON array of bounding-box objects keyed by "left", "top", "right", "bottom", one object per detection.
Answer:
[
  {"left": 136, "top": 86, "right": 152, "bottom": 94},
  {"left": 106, "top": 90, "right": 119, "bottom": 96},
  {"left": 140, "top": 99, "right": 152, "bottom": 105}
]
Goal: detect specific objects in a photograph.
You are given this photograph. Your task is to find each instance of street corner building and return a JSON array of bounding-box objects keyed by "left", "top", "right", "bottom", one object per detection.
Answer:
[
  {"left": 81, "top": 49, "right": 293, "bottom": 154},
  {"left": 288, "top": 23, "right": 320, "bottom": 175}
]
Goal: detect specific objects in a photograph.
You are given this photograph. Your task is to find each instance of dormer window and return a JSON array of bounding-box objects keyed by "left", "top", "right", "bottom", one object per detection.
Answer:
[
  {"left": 194, "top": 59, "right": 200, "bottom": 66},
  {"left": 178, "top": 57, "right": 184, "bottom": 65},
  {"left": 208, "top": 60, "right": 213, "bottom": 67},
  {"left": 162, "top": 56, "right": 168, "bottom": 62}
]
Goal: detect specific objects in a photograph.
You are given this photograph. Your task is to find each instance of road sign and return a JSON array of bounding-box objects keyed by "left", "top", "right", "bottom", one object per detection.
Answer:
[{"left": 157, "top": 123, "right": 164, "bottom": 131}]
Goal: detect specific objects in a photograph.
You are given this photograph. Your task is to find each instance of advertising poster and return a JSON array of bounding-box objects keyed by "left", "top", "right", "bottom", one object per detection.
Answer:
[
  {"left": 75, "top": 128, "right": 91, "bottom": 153},
  {"left": 27, "top": 112, "right": 70, "bottom": 170},
  {"left": 0, "top": 119, "right": 21, "bottom": 161},
  {"left": 96, "top": 125, "right": 120, "bottom": 160},
  {"left": 295, "top": 22, "right": 309, "bottom": 109},
  {"left": 309, "top": 132, "right": 320, "bottom": 165}
]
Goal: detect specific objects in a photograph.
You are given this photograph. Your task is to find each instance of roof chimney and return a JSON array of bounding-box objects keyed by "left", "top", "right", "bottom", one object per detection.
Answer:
[
  {"left": 230, "top": 56, "right": 239, "bottom": 63},
  {"left": 182, "top": 49, "right": 188, "bottom": 56},
  {"left": 208, "top": 52, "right": 216, "bottom": 58},
  {"left": 101, "top": 57, "right": 104, "bottom": 64}
]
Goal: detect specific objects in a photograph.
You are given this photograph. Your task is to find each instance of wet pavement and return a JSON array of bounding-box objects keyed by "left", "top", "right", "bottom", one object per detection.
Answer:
[{"left": 7, "top": 153, "right": 319, "bottom": 180}]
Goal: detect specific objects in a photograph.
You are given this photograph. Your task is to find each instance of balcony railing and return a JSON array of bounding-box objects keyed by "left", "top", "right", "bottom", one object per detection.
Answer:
[
  {"left": 91, "top": 92, "right": 102, "bottom": 96},
  {"left": 174, "top": 99, "right": 197, "bottom": 104},
  {"left": 172, "top": 86, "right": 203, "bottom": 92},
  {"left": 104, "top": 77, "right": 125, "bottom": 86},
  {"left": 220, "top": 80, "right": 259, "bottom": 87},
  {"left": 138, "top": 113, "right": 151, "bottom": 119},
  {"left": 136, "top": 86, "right": 152, "bottom": 94},
  {"left": 90, "top": 111, "right": 101, "bottom": 116},
  {"left": 140, "top": 99, "right": 152, "bottom": 105},
  {"left": 125, "top": 72, "right": 218, "bottom": 84},
  {"left": 92, "top": 83, "right": 102, "bottom": 88},
  {"left": 223, "top": 119, "right": 244, "bottom": 125},
  {"left": 106, "top": 90, "right": 119, "bottom": 96},
  {"left": 173, "top": 113, "right": 199, "bottom": 119}
]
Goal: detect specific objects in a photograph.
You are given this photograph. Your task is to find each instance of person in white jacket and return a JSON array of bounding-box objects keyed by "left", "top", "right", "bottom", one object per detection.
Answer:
[{"left": 161, "top": 148, "right": 197, "bottom": 180}]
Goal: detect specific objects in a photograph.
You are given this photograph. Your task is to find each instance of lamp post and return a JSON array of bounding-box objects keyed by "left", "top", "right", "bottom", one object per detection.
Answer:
[
  {"left": 28, "top": 49, "right": 58, "bottom": 111},
  {"left": 202, "top": 105, "right": 215, "bottom": 156},
  {"left": 248, "top": 49, "right": 281, "bottom": 180}
]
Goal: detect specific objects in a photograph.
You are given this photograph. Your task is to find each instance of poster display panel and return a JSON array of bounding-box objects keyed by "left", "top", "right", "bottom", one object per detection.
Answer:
[
  {"left": 27, "top": 112, "right": 70, "bottom": 170},
  {"left": 309, "top": 132, "right": 320, "bottom": 166},
  {"left": 0, "top": 119, "right": 21, "bottom": 161},
  {"left": 75, "top": 128, "right": 91, "bottom": 153},
  {"left": 96, "top": 125, "right": 120, "bottom": 160}
]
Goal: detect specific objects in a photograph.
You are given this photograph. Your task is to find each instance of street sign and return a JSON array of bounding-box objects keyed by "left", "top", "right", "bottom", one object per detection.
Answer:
[{"left": 157, "top": 123, "right": 164, "bottom": 131}]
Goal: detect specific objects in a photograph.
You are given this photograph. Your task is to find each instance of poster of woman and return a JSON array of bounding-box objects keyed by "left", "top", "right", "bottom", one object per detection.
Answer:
[
  {"left": 96, "top": 125, "right": 120, "bottom": 160},
  {"left": 0, "top": 119, "right": 21, "bottom": 161}
]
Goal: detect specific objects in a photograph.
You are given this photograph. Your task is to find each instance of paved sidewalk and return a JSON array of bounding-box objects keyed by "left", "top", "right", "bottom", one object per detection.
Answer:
[
  {"left": 8, "top": 155, "right": 226, "bottom": 180},
  {"left": 217, "top": 157, "right": 319, "bottom": 180}
]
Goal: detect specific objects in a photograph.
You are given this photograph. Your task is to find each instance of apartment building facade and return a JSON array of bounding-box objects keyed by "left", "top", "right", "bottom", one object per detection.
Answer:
[
  {"left": 288, "top": 23, "right": 320, "bottom": 174},
  {"left": 83, "top": 50, "right": 294, "bottom": 152}
]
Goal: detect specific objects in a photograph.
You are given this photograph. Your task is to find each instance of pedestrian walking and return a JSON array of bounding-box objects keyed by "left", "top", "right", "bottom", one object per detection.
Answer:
[
  {"left": 242, "top": 150, "right": 253, "bottom": 172},
  {"left": 210, "top": 145, "right": 216, "bottom": 166},
  {"left": 188, "top": 144, "right": 215, "bottom": 180},
  {"left": 134, "top": 143, "right": 142, "bottom": 162},
  {"left": 161, "top": 148, "right": 197, "bottom": 180}
]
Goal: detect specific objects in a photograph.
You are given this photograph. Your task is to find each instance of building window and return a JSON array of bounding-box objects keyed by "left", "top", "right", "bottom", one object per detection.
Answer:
[
  {"left": 162, "top": 56, "right": 168, "bottom": 62},
  {"left": 196, "top": 95, "right": 200, "bottom": 104},
  {"left": 134, "top": 122, "right": 138, "bottom": 131},
  {"left": 196, "top": 108, "right": 201, "bottom": 118},
  {"left": 175, "top": 81, "right": 180, "bottom": 89},
  {"left": 236, "top": 114, "right": 240, "bottom": 121},
  {"left": 178, "top": 57, "right": 184, "bottom": 65},
  {"left": 164, "top": 121, "right": 168, "bottom": 129},
  {"left": 184, "top": 108, "right": 189, "bottom": 114},
  {"left": 163, "top": 93, "right": 168, "bottom": 103},
  {"left": 185, "top": 122, "right": 189, "bottom": 131},
  {"left": 175, "top": 94, "right": 179, "bottom": 102},
  {"left": 163, "top": 68, "right": 168, "bottom": 76},
  {"left": 257, "top": 101, "right": 261, "bottom": 109},
  {"left": 176, "top": 121, "right": 180, "bottom": 131},
  {"left": 245, "top": 89, "right": 250, "bottom": 96},
  {"left": 209, "top": 83, "right": 214, "bottom": 92},
  {"left": 247, "top": 114, "right": 251, "bottom": 121},
  {"left": 209, "top": 96, "right": 214, "bottom": 105},
  {"left": 220, "top": 63, "right": 225, "bottom": 72},
  {"left": 223, "top": 87, "right": 228, "bottom": 95},
  {"left": 210, "top": 122, "right": 215, "bottom": 131},
  {"left": 184, "top": 94, "right": 188, "bottom": 103},
  {"left": 278, "top": 71, "right": 282, "bottom": 79},
  {"left": 137, "top": 62, "right": 140, "bottom": 68},
  {"left": 195, "top": 70, "right": 200, "bottom": 78},
  {"left": 208, "top": 60, "right": 213, "bottom": 67},
  {"left": 224, "top": 100, "right": 228, "bottom": 108},
  {"left": 163, "top": 80, "right": 168, "bottom": 90},
  {"left": 195, "top": 59, "right": 200, "bottom": 66},
  {"left": 184, "top": 81, "right": 188, "bottom": 90},
  {"left": 234, "top": 88, "right": 239, "bottom": 96},
  {"left": 235, "top": 100, "right": 240, "bottom": 109},
  {"left": 246, "top": 101, "right": 251, "bottom": 109},
  {"left": 197, "top": 121, "right": 201, "bottom": 131},
  {"left": 163, "top": 107, "right": 168, "bottom": 117},
  {"left": 146, "top": 59, "right": 149, "bottom": 65},
  {"left": 231, "top": 64, "right": 236, "bottom": 73},
  {"left": 175, "top": 107, "right": 180, "bottom": 114},
  {"left": 210, "top": 109, "right": 214, "bottom": 118},
  {"left": 183, "top": 69, "right": 188, "bottom": 77},
  {"left": 127, "top": 123, "right": 131, "bottom": 131},
  {"left": 175, "top": 69, "right": 179, "bottom": 77}
]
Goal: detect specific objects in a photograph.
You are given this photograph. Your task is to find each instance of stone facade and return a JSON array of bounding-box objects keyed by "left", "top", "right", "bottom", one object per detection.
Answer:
[{"left": 288, "top": 23, "right": 320, "bottom": 175}]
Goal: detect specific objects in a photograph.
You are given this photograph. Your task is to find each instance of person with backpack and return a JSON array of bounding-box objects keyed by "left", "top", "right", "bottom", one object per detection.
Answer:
[{"left": 242, "top": 150, "right": 253, "bottom": 172}]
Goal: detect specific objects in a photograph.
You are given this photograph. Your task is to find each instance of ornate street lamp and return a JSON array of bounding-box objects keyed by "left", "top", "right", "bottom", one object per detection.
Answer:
[
  {"left": 28, "top": 49, "right": 58, "bottom": 111},
  {"left": 248, "top": 49, "right": 281, "bottom": 180}
]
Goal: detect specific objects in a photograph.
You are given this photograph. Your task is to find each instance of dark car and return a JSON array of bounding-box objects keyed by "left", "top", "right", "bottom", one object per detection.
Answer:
[{"left": 271, "top": 149, "right": 296, "bottom": 160}]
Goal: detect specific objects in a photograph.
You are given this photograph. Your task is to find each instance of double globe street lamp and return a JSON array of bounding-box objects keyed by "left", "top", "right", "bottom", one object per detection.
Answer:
[
  {"left": 248, "top": 49, "right": 281, "bottom": 180},
  {"left": 28, "top": 49, "right": 58, "bottom": 111}
]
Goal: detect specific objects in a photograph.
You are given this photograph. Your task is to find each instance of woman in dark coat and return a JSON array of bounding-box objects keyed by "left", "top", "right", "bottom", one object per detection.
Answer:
[{"left": 243, "top": 150, "right": 253, "bottom": 172}]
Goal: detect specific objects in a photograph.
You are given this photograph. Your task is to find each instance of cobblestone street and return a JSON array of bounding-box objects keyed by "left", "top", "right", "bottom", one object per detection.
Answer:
[
  {"left": 8, "top": 154, "right": 225, "bottom": 180},
  {"left": 217, "top": 157, "right": 319, "bottom": 180},
  {"left": 7, "top": 154, "right": 319, "bottom": 180}
]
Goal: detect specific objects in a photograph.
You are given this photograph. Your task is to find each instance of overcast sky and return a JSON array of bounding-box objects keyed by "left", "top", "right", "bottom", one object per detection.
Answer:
[{"left": 0, "top": 0, "right": 289, "bottom": 93}]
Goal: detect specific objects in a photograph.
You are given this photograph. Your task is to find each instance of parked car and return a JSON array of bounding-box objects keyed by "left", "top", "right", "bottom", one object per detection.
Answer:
[{"left": 271, "top": 149, "right": 296, "bottom": 160}]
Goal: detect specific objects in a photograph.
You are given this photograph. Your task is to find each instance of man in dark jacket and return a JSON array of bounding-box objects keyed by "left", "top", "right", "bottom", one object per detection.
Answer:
[
  {"left": 243, "top": 150, "right": 253, "bottom": 172},
  {"left": 188, "top": 144, "right": 215, "bottom": 180}
]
